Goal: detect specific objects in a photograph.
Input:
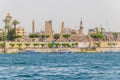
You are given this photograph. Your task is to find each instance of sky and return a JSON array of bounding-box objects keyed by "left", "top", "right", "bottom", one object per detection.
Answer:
[{"left": 0, "top": 0, "right": 120, "bottom": 34}]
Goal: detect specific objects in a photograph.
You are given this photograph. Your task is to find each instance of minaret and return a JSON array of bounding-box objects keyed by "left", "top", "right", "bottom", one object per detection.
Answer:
[
  {"left": 5, "top": 12, "right": 12, "bottom": 31},
  {"left": 60, "top": 21, "right": 65, "bottom": 35},
  {"left": 79, "top": 18, "right": 84, "bottom": 35},
  {"left": 6, "top": 12, "right": 12, "bottom": 21},
  {"left": 32, "top": 20, "right": 35, "bottom": 34},
  {"left": 60, "top": 21, "right": 65, "bottom": 41}
]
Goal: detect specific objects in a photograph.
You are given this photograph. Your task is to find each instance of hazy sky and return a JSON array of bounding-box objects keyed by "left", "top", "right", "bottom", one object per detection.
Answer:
[{"left": 0, "top": 0, "right": 120, "bottom": 34}]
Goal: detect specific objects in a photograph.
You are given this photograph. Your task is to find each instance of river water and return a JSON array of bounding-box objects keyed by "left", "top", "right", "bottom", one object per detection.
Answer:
[{"left": 0, "top": 52, "right": 120, "bottom": 80}]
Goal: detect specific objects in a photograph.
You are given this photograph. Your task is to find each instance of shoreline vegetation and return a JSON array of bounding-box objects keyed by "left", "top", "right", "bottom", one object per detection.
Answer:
[{"left": 0, "top": 41, "right": 120, "bottom": 53}]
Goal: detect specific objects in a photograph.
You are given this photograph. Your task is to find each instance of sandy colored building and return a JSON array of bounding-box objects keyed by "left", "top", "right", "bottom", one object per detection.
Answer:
[
  {"left": 16, "top": 27, "right": 26, "bottom": 41},
  {"left": 0, "top": 29, "right": 4, "bottom": 35},
  {"left": 45, "top": 20, "right": 54, "bottom": 41},
  {"left": 58, "top": 19, "right": 87, "bottom": 42}
]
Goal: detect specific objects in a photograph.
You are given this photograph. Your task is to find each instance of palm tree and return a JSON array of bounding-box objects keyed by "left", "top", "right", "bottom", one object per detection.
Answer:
[
  {"left": 95, "top": 27, "right": 99, "bottom": 33},
  {"left": 12, "top": 20, "right": 20, "bottom": 32},
  {"left": 3, "top": 18, "right": 8, "bottom": 53},
  {"left": 3, "top": 19, "right": 8, "bottom": 27},
  {"left": 3, "top": 18, "right": 12, "bottom": 32},
  {"left": 100, "top": 27, "right": 105, "bottom": 33},
  {"left": 7, "top": 28, "right": 17, "bottom": 41},
  {"left": 3, "top": 18, "right": 8, "bottom": 32}
]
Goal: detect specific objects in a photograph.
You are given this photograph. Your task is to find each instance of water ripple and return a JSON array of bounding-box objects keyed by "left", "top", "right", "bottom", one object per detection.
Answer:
[{"left": 0, "top": 53, "right": 120, "bottom": 80}]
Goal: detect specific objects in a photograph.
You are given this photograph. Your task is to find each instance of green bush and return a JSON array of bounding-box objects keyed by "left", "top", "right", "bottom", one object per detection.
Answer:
[
  {"left": 72, "top": 43, "right": 78, "bottom": 47},
  {"left": 25, "top": 43, "right": 30, "bottom": 48},
  {"left": 0, "top": 43, "right": 5, "bottom": 48},
  {"left": 9, "top": 43, "right": 15, "bottom": 48},
  {"left": 17, "top": 43, "right": 22, "bottom": 48},
  {"left": 48, "top": 43, "right": 53, "bottom": 48},
  {"left": 55, "top": 43, "right": 60, "bottom": 48},
  {"left": 40, "top": 43, "right": 45, "bottom": 48},
  {"left": 62, "top": 43, "right": 71, "bottom": 48},
  {"left": 33, "top": 43, "right": 39, "bottom": 47}
]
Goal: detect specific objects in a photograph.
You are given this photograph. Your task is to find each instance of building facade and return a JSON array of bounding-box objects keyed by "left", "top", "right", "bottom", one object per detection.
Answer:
[
  {"left": 45, "top": 20, "right": 54, "bottom": 41},
  {"left": 16, "top": 27, "right": 26, "bottom": 41}
]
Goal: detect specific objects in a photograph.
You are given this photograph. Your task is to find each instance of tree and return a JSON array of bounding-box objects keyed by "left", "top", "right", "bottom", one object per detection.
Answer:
[
  {"left": 25, "top": 43, "right": 30, "bottom": 48},
  {"left": 100, "top": 27, "right": 105, "bottom": 33},
  {"left": 12, "top": 19, "right": 19, "bottom": 32},
  {"left": 29, "top": 34, "right": 40, "bottom": 41},
  {"left": 0, "top": 43, "right": 5, "bottom": 48},
  {"left": 46, "top": 35, "right": 50, "bottom": 38},
  {"left": 1, "top": 21, "right": 20, "bottom": 41},
  {"left": 17, "top": 43, "right": 22, "bottom": 48},
  {"left": 7, "top": 28, "right": 16, "bottom": 41},
  {"left": 94, "top": 42, "right": 100, "bottom": 47},
  {"left": 9, "top": 43, "right": 15, "bottom": 48},
  {"left": 55, "top": 43, "right": 60, "bottom": 48},
  {"left": 62, "top": 43, "right": 71, "bottom": 48},
  {"left": 7, "top": 29, "right": 16, "bottom": 41},
  {"left": 6, "top": 28, "right": 21, "bottom": 41},
  {"left": 15, "top": 34, "right": 22, "bottom": 42},
  {"left": 0, "top": 37, "right": 2, "bottom": 41},
  {"left": 48, "top": 43, "right": 53, "bottom": 48},
  {"left": 108, "top": 42, "right": 117, "bottom": 47},
  {"left": 4, "top": 18, "right": 21, "bottom": 41},
  {"left": 40, "top": 34, "right": 50, "bottom": 42},
  {"left": 33, "top": 43, "right": 39, "bottom": 48},
  {"left": 95, "top": 27, "right": 99, "bottom": 33},
  {"left": 29, "top": 34, "right": 40, "bottom": 38},
  {"left": 53, "top": 34, "right": 60, "bottom": 41},
  {"left": 112, "top": 32, "right": 118, "bottom": 41},
  {"left": 90, "top": 33, "right": 104, "bottom": 41},
  {"left": 41, "top": 35, "right": 45, "bottom": 41},
  {"left": 63, "top": 34, "right": 70, "bottom": 41},
  {"left": 0, "top": 35, "right": 3, "bottom": 41},
  {"left": 40, "top": 43, "right": 45, "bottom": 48},
  {"left": 3, "top": 18, "right": 11, "bottom": 32},
  {"left": 72, "top": 43, "right": 78, "bottom": 48},
  {"left": 15, "top": 34, "right": 22, "bottom": 38}
]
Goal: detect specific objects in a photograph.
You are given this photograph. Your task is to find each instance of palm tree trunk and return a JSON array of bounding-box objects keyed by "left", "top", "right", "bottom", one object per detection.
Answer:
[{"left": 14, "top": 25, "right": 16, "bottom": 34}]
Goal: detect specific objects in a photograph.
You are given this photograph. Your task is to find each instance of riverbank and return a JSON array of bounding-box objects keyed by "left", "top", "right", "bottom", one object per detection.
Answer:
[
  {"left": 0, "top": 41, "right": 120, "bottom": 53},
  {"left": 1, "top": 47, "right": 120, "bottom": 53}
]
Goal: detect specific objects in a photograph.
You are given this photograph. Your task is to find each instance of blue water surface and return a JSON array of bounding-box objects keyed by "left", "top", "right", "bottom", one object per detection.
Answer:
[{"left": 0, "top": 52, "right": 120, "bottom": 80}]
